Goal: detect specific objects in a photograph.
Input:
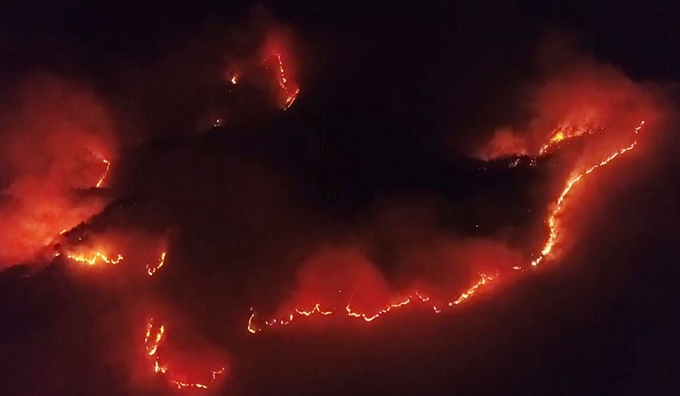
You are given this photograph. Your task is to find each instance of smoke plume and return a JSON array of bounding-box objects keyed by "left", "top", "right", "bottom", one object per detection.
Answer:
[
  {"left": 0, "top": 71, "right": 117, "bottom": 267},
  {"left": 476, "top": 40, "right": 662, "bottom": 160}
]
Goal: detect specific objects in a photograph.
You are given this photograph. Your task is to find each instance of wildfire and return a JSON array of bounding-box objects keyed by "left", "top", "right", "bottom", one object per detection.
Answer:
[
  {"left": 247, "top": 273, "right": 496, "bottom": 333},
  {"left": 529, "top": 120, "right": 644, "bottom": 267},
  {"left": 144, "top": 318, "right": 226, "bottom": 391},
  {"left": 145, "top": 319, "right": 165, "bottom": 356},
  {"left": 96, "top": 157, "right": 111, "bottom": 188},
  {"left": 538, "top": 125, "right": 596, "bottom": 154},
  {"left": 230, "top": 75, "right": 237, "bottom": 85},
  {"left": 147, "top": 252, "right": 167, "bottom": 276},
  {"left": 265, "top": 53, "right": 299, "bottom": 110},
  {"left": 66, "top": 251, "right": 123, "bottom": 266}
]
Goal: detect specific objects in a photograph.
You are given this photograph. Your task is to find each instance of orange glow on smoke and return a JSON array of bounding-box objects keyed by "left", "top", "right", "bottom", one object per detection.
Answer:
[
  {"left": 265, "top": 52, "right": 300, "bottom": 110},
  {"left": 144, "top": 318, "right": 226, "bottom": 390},
  {"left": 0, "top": 154, "right": 114, "bottom": 267}
]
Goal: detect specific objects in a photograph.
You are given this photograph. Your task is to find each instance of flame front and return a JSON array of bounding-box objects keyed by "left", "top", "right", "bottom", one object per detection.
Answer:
[
  {"left": 66, "top": 251, "right": 123, "bottom": 266},
  {"left": 96, "top": 157, "right": 111, "bottom": 188},
  {"left": 144, "top": 318, "right": 226, "bottom": 391},
  {"left": 530, "top": 121, "right": 645, "bottom": 267},
  {"left": 147, "top": 252, "right": 167, "bottom": 276},
  {"left": 247, "top": 273, "right": 497, "bottom": 333},
  {"left": 538, "top": 125, "right": 596, "bottom": 154},
  {"left": 247, "top": 121, "right": 645, "bottom": 332}
]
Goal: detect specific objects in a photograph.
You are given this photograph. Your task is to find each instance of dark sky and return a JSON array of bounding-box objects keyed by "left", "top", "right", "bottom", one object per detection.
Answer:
[{"left": 1, "top": 1, "right": 680, "bottom": 395}]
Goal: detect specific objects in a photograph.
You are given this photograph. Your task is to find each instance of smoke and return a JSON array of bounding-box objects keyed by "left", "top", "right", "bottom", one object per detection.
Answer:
[
  {"left": 111, "top": 8, "right": 301, "bottom": 139},
  {"left": 0, "top": 71, "right": 117, "bottom": 267},
  {"left": 476, "top": 37, "right": 663, "bottom": 160},
  {"left": 261, "top": 194, "right": 523, "bottom": 321},
  {"left": 0, "top": 14, "right": 674, "bottom": 394}
]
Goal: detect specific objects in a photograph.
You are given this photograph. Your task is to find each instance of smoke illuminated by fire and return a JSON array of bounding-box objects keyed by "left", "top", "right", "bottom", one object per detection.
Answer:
[
  {"left": 223, "top": 26, "right": 301, "bottom": 110},
  {"left": 0, "top": 73, "right": 117, "bottom": 267},
  {"left": 0, "top": 30, "right": 664, "bottom": 395}
]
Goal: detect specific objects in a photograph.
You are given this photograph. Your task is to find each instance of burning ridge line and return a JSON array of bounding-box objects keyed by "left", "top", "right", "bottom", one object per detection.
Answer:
[{"left": 247, "top": 121, "right": 645, "bottom": 333}]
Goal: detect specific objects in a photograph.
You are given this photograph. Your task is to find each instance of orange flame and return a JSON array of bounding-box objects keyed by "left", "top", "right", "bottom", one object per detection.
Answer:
[
  {"left": 66, "top": 251, "right": 123, "bottom": 266},
  {"left": 265, "top": 53, "right": 299, "bottom": 110},
  {"left": 143, "top": 318, "right": 226, "bottom": 390},
  {"left": 147, "top": 252, "right": 167, "bottom": 276},
  {"left": 247, "top": 273, "right": 496, "bottom": 333},
  {"left": 530, "top": 120, "right": 644, "bottom": 267},
  {"left": 96, "top": 157, "right": 111, "bottom": 188},
  {"left": 246, "top": 121, "right": 645, "bottom": 333}
]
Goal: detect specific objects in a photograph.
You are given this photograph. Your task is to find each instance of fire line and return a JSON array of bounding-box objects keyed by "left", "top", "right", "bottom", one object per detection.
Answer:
[{"left": 246, "top": 121, "right": 645, "bottom": 333}]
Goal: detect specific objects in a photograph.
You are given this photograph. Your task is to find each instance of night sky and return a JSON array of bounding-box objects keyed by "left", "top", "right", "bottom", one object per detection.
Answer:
[{"left": 1, "top": 1, "right": 679, "bottom": 395}]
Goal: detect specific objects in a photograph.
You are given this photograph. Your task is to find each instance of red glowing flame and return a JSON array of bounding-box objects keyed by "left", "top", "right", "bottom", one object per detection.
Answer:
[
  {"left": 60, "top": 119, "right": 646, "bottom": 394},
  {"left": 265, "top": 53, "right": 299, "bottom": 110},
  {"left": 529, "top": 120, "right": 645, "bottom": 267},
  {"left": 144, "top": 318, "right": 227, "bottom": 390},
  {"left": 247, "top": 273, "right": 497, "bottom": 333},
  {"left": 95, "top": 157, "right": 111, "bottom": 188}
]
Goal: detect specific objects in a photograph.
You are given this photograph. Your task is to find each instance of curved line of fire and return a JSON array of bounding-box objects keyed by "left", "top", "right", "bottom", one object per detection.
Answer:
[{"left": 57, "top": 120, "right": 645, "bottom": 391}]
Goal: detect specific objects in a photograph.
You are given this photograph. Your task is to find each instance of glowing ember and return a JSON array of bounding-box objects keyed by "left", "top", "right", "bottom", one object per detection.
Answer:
[
  {"left": 265, "top": 53, "right": 299, "bottom": 110},
  {"left": 66, "top": 251, "right": 123, "bottom": 266},
  {"left": 230, "top": 75, "right": 237, "bottom": 85},
  {"left": 144, "top": 318, "right": 226, "bottom": 391},
  {"left": 146, "top": 252, "right": 167, "bottom": 276}
]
